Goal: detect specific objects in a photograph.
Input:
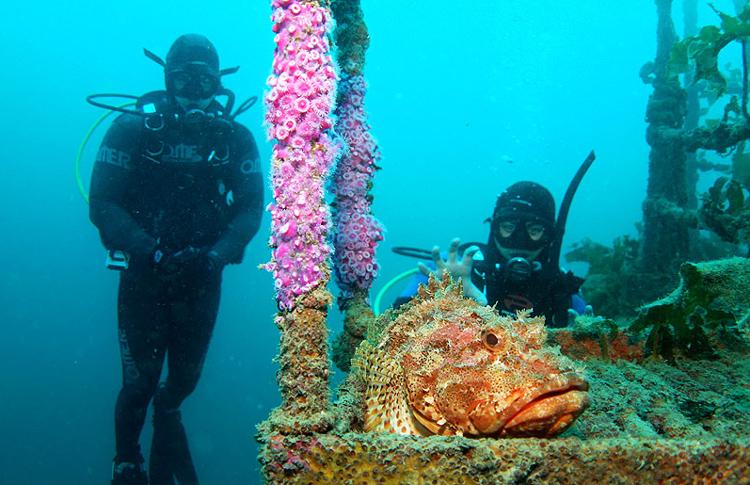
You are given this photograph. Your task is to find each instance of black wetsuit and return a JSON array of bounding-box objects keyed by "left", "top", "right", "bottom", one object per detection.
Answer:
[
  {"left": 89, "top": 99, "right": 263, "bottom": 482},
  {"left": 476, "top": 258, "right": 583, "bottom": 327}
]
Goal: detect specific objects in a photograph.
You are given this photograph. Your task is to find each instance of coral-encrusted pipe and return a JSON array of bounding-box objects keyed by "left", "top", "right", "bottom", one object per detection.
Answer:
[
  {"left": 330, "top": 0, "right": 383, "bottom": 298},
  {"left": 330, "top": 0, "right": 382, "bottom": 372},
  {"left": 262, "top": 0, "right": 338, "bottom": 429},
  {"left": 330, "top": 74, "right": 383, "bottom": 296},
  {"left": 264, "top": 0, "right": 338, "bottom": 309}
]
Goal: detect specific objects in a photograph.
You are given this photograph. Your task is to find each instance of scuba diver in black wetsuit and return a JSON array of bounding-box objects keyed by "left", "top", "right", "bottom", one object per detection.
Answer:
[
  {"left": 88, "top": 34, "right": 264, "bottom": 485},
  {"left": 394, "top": 153, "right": 595, "bottom": 327}
]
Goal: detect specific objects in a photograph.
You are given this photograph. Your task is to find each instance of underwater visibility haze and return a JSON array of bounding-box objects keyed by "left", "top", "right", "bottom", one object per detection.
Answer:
[{"left": 2, "top": 0, "right": 748, "bottom": 483}]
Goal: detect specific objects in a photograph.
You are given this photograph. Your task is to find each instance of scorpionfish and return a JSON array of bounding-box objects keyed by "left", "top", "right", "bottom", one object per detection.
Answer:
[{"left": 355, "top": 275, "right": 589, "bottom": 438}]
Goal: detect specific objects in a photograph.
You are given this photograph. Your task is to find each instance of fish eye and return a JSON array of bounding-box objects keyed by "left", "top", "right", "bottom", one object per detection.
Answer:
[{"left": 482, "top": 331, "right": 501, "bottom": 350}]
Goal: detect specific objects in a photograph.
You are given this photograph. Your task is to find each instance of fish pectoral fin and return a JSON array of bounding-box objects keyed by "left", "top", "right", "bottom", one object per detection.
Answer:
[{"left": 363, "top": 347, "right": 421, "bottom": 436}]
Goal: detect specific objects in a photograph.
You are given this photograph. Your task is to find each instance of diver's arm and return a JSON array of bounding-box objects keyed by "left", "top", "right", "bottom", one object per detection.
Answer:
[
  {"left": 208, "top": 129, "right": 264, "bottom": 265},
  {"left": 89, "top": 116, "right": 158, "bottom": 261}
]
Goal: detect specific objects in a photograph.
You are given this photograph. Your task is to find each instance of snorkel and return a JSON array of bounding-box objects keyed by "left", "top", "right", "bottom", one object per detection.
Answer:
[{"left": 547, "top": 150, "right": 596, "bottom": 272}]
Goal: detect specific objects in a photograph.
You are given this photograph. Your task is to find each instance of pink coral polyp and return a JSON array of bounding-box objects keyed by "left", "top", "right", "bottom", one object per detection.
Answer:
[
  {"left": 279, "top": 220, "right": 297, "bottom": 241},
  {"left": 282, "top": 118, "right": 297, "bottom": 132},
  {"left": 294, "top": 79, "right": 314, "bottom": 98},
  {"left": 295, "top": 98, "right": 310, "bottom": 113},
  {"left": 275, "top": 126, "right": 290, "bottom": 141},
  {"left": 290, "top": 135, "right": 306, "bottom": 149},
  {"left": 296, "top": 122, "right": 314, "bottom": 140}
]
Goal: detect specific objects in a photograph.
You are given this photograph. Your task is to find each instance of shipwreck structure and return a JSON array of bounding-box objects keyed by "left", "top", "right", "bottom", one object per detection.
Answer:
[{"left": 256, "top": 1, "right": 750, "bottom": 483}]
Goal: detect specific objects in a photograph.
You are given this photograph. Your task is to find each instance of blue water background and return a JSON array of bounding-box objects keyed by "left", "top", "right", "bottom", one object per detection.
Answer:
[{"left": 0, "top": 1, "right": 736, "bottom": 483}]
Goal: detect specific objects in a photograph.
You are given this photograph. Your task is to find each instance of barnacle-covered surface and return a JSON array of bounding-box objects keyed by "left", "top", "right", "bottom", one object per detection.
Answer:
[
  {"left": 258, "top": 433, "right": 749, "bottom": 484},
  {"left": 264, "top": 286, "right": 335, "bottom": 435},
  {"left": 573, "top": 348, "right": 750, "bottom": 441},
  {"left": 332, "top": 289, "right": 373, "bottom": 372},
  {"left": 259, "top": 270, "right": 750, "bottom": 483}
]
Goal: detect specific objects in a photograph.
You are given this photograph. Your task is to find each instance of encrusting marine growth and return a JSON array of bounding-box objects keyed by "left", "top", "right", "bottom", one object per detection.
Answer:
[{"left": 261, "top": 0, "right": 339, "bottom": 431}]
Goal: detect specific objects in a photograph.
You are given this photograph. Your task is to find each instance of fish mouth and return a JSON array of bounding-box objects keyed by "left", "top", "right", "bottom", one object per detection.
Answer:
[{"left": 498, "top": 376, "right": 590, "bottom": 438}]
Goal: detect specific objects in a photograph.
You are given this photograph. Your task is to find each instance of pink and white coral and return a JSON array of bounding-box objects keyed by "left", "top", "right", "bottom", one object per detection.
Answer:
[
  {"left": 331, "top": 74, "right": 384, "bottom": 294},
  {"left": 263, "top": 0, "right": 339, "bottom": 310}
]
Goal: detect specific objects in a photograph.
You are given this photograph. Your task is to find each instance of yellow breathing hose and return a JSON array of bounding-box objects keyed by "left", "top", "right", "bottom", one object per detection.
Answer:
[{"left": 75, "top": 103, "right": 135, "bottom": 204}]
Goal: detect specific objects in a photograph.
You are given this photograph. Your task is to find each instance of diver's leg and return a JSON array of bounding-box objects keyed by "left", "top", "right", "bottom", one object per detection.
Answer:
[
  {"left": 113, "top": 271, "right": 169, "bottom": 483},
  {"left": 150, "top": 283, "right": 221, "bottom": 485}
]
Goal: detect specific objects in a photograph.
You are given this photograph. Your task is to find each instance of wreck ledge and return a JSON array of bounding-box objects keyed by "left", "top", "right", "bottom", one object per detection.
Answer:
[
  {"left": 258, "top": 259, "right": 750, "bottom": 483},
  {"left": 258, "top": 433, "right": 748, "bottom": 484}
]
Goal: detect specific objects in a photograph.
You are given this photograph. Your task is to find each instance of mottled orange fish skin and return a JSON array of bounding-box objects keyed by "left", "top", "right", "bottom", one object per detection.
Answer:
[{"left": 360, "top": 275, "right": 589, "bottom": 438}]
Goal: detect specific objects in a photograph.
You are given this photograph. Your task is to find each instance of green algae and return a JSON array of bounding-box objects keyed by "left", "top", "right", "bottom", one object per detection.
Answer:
[{"left": 631, "top": 258, "right": 750, "bottom": 360}]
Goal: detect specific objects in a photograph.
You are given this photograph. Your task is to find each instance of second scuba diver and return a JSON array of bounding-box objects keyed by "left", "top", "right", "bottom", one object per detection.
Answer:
[
  {"left": 88, "top": 34, "right": 264, "bottom": 485},
  {"left": 408, "top": 181, "right": 587, "bottom": 327}
]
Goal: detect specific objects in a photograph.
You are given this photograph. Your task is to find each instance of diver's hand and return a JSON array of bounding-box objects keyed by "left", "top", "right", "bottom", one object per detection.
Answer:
[
  {"left": 418, "top": 238, "right": 487, "bottom": 305},
  {"left": 417, "top": 238, "right": 475, "bottom": 279},
  {"left": 153, "top": 246, "right": 202, "bottom": 275}
]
